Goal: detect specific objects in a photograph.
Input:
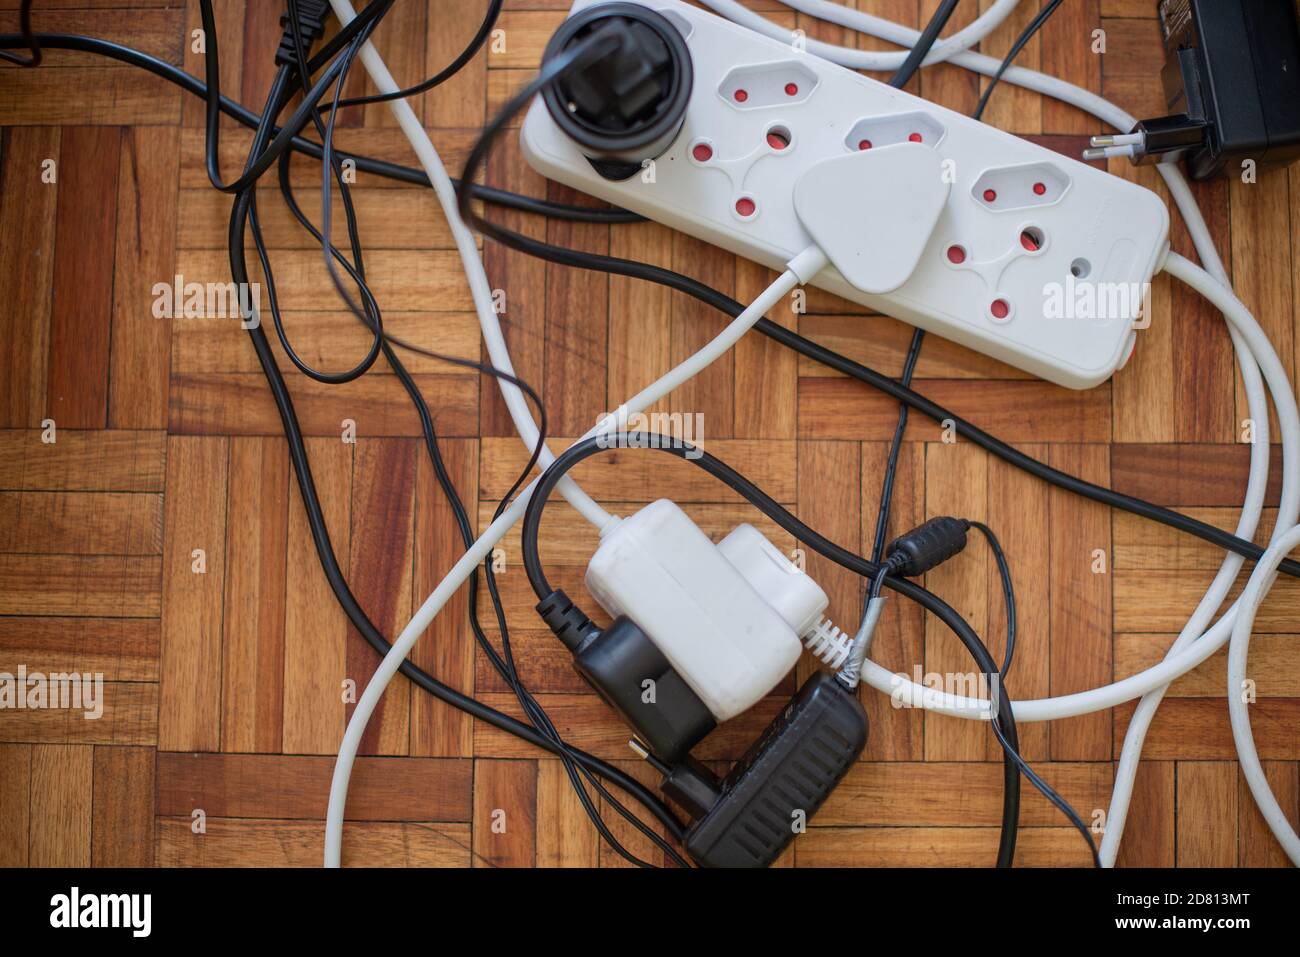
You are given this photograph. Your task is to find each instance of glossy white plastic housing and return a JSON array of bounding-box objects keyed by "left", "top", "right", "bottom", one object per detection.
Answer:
[
  {"left": 521, "top": 0, "right": 1171, "bottom": 389},
  {"left": 585, "top": 500, "right": 806, "bottom": 722}
]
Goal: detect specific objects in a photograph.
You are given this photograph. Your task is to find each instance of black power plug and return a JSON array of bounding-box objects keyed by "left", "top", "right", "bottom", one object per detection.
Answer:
[
  {"left": 1100, "top": 0, "right": 1300, "bottom": 179},
  {"left": 539, "top": 2, "right": 694, "bottom": 180},
  {"left": 536, "top": 590, "right": 715, "bottom": 762},
  {"left": 274, "top": 0, "right": 333, "bottom": 68}
]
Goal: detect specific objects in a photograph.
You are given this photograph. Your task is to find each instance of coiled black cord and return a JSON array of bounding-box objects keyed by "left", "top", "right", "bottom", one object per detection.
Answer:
[{"left": 193, "top": 14, "right": 688, "bottom": 856}]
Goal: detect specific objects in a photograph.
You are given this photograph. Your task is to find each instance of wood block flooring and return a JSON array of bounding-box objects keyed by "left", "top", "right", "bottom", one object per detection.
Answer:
[{"left": 0, "top": 0, "right": 1297, "bottom": 867}]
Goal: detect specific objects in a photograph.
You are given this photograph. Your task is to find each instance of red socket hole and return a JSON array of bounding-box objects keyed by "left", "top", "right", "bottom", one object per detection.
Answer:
[
  {"left": 734, "top": 88, "right": 748, "bottom": 102},
  {"left": 908, "top": 132, "right": 923, "bottom": 143},
  {"left": 858, "top": 139, "right": 873, "bottom": 151},
  {"left": 1033, "top": 182, "right": 1047, "bottom": 195},
  {"left": 983, "top": 188, "right": 998, "bottom": 203},
  {"left": 735, "top": 197, "right": 756, "bottom": 217},
  {"left": 767, "top": 129, "right": 790, "bottom": 151},
  {"left": 946, "top": 245, "right": 967, "bottom": 264},
  {"left": 990, "top": 299, "right": 1011, "bottom": 320},
  {"left": 1020, "top": 228, "right": 1043, "bottom": 252},
  {"left": 692, "top": 143, "right": 713, "bottom": 162},
  {"left": 784, "top": 82, "right": 798, "bottom": 96}
]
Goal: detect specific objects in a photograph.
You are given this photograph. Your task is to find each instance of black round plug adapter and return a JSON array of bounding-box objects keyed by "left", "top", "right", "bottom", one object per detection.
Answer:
[{"left": 540, "top": 2, "right": 693, "bottom": 181}]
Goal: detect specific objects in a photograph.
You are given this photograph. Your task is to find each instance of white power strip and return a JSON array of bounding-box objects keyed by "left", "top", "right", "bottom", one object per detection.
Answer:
[{"left": 521, "top": 0, "right": 1171, "bottom": 389}]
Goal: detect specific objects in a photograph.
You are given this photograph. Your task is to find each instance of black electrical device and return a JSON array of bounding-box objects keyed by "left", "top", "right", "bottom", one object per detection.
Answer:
[
  {"left": 1134, "top": 0, "right": 1300, "bottom": 179},
  {"left": 535, "top": 588, "right": 867, "bottom": 866},
  {"left": 536, "top": 590, "right": 716, "bottom": 762},
  {"left": 676, "top": 672, "right": 869, "bottom": 868},
  {"left": 571, "top": 616, "right": 717, "bottom": 762},
  {"left": 539, "top": 2, "right": 693, "bottom": 180}
]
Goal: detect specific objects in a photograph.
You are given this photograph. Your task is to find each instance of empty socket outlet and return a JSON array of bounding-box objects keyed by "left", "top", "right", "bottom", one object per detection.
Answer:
[
  {"left": 972, "top": 162, "right": 1071, "bottom": 211},
  {"left": 719, "top": 60, "right": 820, "bottom": 109},
  {"left": 844, "top": 111, "right": 946, "bottom": 151}
]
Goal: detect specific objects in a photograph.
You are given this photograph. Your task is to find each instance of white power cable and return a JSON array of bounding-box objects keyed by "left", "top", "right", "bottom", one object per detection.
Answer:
[
  {"left": 698, "top": 0, "right": 1022, "bottom": 71},
  {"left": 326, "top": 0, "right": 611, "bottom": 530},
  {"left": 715, "top": 0, "right": 1300, "bottom": 868},
  {"left": 322, "top": 238, "right": 822, "bottom": 865},
  {"left": 1164, "top": 250, "right": 1300, "bottom": 867},
  {"left": 1226, "top": 524, "right": 1300, "bottom": 865},
  {"left": 1098, "top": 185, "right": 1277, "bottom": 865},
  {"left": 318, "top": 0, "right": 1300, "bottom": 865}
]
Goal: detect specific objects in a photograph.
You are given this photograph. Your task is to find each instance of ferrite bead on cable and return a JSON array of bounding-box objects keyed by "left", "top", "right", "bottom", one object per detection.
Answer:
[{"left": 884, "top": 516, "right": 970, "bottom": 577}]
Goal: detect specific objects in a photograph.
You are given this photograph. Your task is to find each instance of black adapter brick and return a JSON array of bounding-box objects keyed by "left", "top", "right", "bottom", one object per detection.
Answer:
[
  {"left": 685, "top": 672, "right": 868, "bottom": 868},
  {"left": 1157, "top": 0, "right": 1300, "bottom": 178}
]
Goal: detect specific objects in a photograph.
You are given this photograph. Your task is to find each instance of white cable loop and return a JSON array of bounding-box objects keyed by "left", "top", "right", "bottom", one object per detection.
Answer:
[{"left": 318, "top": 0, "right": 1299, "bottom": 866}]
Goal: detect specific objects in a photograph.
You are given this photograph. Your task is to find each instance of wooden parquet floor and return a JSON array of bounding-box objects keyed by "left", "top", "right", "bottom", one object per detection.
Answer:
[{"left": 0, "top": 0, "right": 1297, "bottom": 867}]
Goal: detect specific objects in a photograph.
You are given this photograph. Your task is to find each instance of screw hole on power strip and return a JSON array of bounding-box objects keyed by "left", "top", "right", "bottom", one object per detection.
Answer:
[
  {"left": 1071, "top": 257, "right": 1091, "bottom": 278},
  {"left": 1020, "top": 227, "right": 1045, "bottom": 252},
  {"left": 766, "top": 125, "right": 791, "bottom": 151}
]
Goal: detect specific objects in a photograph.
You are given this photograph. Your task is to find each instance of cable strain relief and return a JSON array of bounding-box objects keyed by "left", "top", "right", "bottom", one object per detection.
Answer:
[
  {"left": 884, "top": 515, "right": 969, "bottom": 578},
  {"left": 786, "top": 244, "right": 830, "bottom": 284},
  {"left": 802, "top": 616, "right": 852, "bottom": 669},
  {"left": 535, "top": 588, "right": 600, "bottom": 654},
  {"left": 275, "top": 0, "right": 333, "bottom": 67}
]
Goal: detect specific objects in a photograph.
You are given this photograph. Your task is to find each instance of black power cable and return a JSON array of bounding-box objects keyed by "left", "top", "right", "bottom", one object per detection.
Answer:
[
  {"left": 970, "top": 521, "right": 1017, "bottom": 676},
  {"left": 335, "top": 0, "right": 505, "bottom": 108},
  {"left": 517, "top": 432, "right": 1036, "bottom": 864},
  {"left": 280, "top": 4, "right": 685, "bottom": 868},
  {"left": 178, "top": 5, "right": 690, "bottom": 856},
  {"left": 872, "top": 0, "right": 1068, "bottom": 566},
  {"left": 889, "top": 0, "right": 961, "bottom": 89},
  {"left": 0, "top": 0, "right": 38, "bottom": 67},
  {"left": 974, "top": 0, "right": 1067, "bottom": 121},
  {"left": 9, "top": 28, "right": 1277, "bottom": 577},
  {"left": 0, "top": 32, "right": 640, "bottom": 224},
  {"left": 866, "top": 0, "right": 1072, "bottom": 860}
]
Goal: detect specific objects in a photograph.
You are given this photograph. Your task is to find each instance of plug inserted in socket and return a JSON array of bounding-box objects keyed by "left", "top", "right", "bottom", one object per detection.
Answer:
[
  {"left": 794, "top": 142, "right": 950, "bottom": 295},
  {"left": 522, "top": 0, "right": 1171, "bottom": 389}
]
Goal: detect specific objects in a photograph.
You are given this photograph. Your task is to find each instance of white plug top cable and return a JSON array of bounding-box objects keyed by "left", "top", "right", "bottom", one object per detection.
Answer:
[
  {"left": 321, "top": 0, "right": 1299, "bottom": 867},
  {"left": 699, "top": 0, "right": 1023, "bottom": 72},
  {"left": 706, "top": 0, "right": 1300, "bottom": 866},
  {"left": 326, "top": 0, "right": 612, "bottom": 531},
  {"left": 321, "top": 228, "right": 822, "bottom": 863}
]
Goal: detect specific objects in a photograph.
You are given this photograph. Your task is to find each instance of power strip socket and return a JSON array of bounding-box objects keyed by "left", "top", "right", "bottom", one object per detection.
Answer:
[{"left": 521, "top": 0, "right": 1171, "bottom": 390}]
